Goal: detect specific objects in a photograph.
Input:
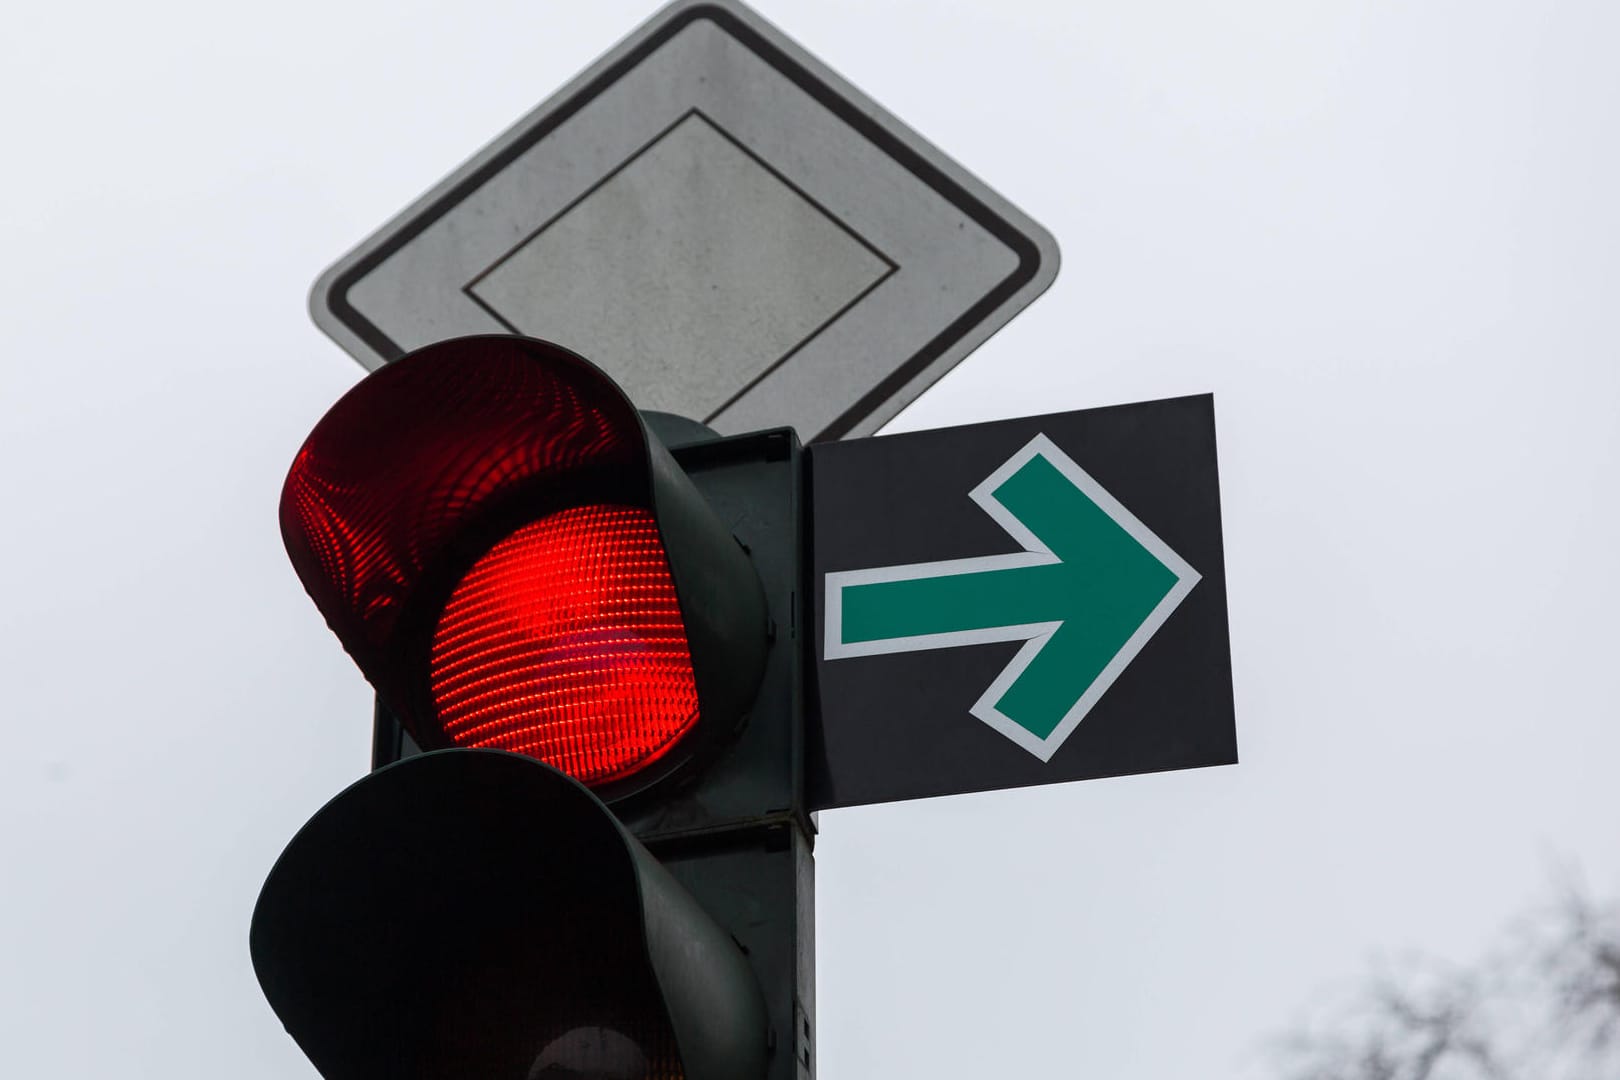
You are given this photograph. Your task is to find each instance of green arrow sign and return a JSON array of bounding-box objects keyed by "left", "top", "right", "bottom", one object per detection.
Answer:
[{"left": 823, "top": 434, "right": 1200, "bottom": 761}]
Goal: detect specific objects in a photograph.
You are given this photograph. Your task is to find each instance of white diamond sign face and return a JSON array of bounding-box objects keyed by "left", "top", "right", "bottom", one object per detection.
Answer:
[
  {"left": 311, "top": 0, "right": 1058, "bottom": 441},
  {"left": 463, "top": 111, "right": 896, "bottom": 420}
]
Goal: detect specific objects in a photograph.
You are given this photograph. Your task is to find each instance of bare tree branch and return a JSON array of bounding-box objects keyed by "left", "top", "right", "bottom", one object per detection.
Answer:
[{"left": 1270, "top": 880, "right": 1620, "bottom": 1080}]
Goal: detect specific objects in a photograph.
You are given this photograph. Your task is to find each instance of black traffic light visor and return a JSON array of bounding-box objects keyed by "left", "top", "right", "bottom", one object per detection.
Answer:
[{"left": 251, "top": 749, "right": 769, "bottom": 1080}]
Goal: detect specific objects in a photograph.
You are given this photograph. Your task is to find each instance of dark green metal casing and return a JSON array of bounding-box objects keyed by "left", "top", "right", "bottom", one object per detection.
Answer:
[
  {"left": 369, "top": 421, "right": 817, "bottom": 1080},
  {"left": 268, "top": 335, "right": 814, "bottom": 1080}
]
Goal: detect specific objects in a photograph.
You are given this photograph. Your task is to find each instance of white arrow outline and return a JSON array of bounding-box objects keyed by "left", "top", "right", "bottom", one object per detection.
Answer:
[{"left": 823, "top": 433, "right": 1201, "bottom": 762}]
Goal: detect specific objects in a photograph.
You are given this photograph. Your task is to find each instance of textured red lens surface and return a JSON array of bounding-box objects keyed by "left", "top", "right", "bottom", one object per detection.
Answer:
[{"left": 429, "top": 505, "right": 698, "bottom": 787}]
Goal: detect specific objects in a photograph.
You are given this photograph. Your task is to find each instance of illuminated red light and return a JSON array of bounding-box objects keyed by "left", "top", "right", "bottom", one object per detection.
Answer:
[
  {"left": 428, "top": 504, "right": 699, "bottom": 788},
  {"left": 280, "top": 336, "right": 766, "bottom": 799}
]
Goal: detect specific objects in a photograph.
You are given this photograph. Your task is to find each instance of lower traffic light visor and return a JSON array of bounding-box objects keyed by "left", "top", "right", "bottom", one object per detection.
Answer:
[
  {"left": 280, "top": 336, "right": 769, "bottom": 798},
  {"left": 250, "top": 749, "right": 768, "bottom": 1080}
]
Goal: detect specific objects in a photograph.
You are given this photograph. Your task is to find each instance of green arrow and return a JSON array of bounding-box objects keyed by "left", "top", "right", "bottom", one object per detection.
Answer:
[{"left": 823, "top": 434, "right": 1199, "bottom": 761}]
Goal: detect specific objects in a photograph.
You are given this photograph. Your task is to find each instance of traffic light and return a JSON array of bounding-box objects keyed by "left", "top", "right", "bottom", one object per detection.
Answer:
[
  {"left": 254, "top": 335, "right": 813, "bottom": 1080},
  {"left": 251, "top": 750, "right": 767, "bottom": 1079}
]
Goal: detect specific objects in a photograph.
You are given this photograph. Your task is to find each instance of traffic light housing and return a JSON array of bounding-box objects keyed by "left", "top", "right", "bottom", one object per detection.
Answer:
[
  {"left": 279, "top": 335, "right": 771, "bottom": 800},
  {"left": 257, "top": 336, "right": 813, "bottom": 1079},
  {"left": 251, "top": 749, "right": 768, "bottom": 1079}
]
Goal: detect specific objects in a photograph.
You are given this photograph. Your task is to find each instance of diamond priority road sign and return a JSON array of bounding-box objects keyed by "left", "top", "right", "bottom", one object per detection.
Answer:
[
  {"left": 808, "top": 394, "right": 1235, "bottom": 809},
  {"left": 310, "top": 0, "right": 1057, "bottom": 442}
]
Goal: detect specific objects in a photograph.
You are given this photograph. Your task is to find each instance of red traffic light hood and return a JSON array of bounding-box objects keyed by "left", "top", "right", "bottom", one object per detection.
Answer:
[{"left": 280, "top": 336, "right": 768, "bottom": 796}]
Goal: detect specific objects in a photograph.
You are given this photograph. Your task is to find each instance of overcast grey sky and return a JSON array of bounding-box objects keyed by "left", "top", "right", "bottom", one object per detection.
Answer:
[{"left": 3, "top": 1, "right": 1617, "bottom": 1077}]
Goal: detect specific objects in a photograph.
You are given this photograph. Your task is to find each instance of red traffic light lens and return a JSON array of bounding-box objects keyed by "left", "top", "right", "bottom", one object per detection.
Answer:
[
  {"left": 429, "top": 504, "right": 699, "bottom": 788},
  {"left": 281, "top": 336, "right": 769, "bottom": 800}
]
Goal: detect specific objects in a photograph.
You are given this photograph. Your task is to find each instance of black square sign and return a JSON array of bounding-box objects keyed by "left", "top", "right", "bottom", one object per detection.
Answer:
[{"left": 807, "top": 394, "right": 1235, "bottom": 809}]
